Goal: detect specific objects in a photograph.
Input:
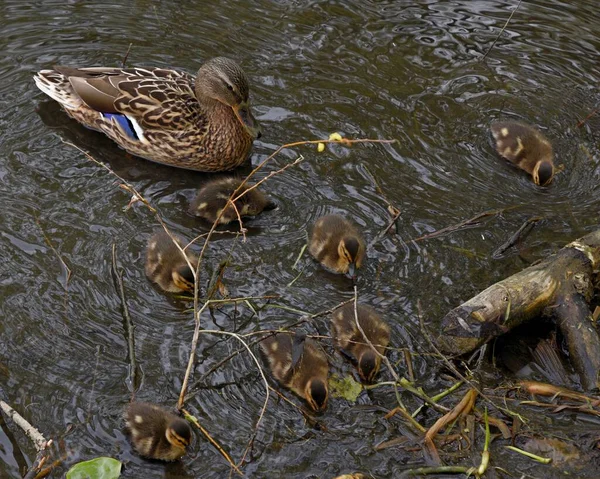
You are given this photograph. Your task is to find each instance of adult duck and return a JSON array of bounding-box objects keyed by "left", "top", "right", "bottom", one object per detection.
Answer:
[{"left": 34, "top": 57, "right": 261, "bottom": 172}]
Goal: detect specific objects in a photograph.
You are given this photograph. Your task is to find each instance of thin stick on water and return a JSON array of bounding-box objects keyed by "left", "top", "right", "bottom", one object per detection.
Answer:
[
  {"left": 121, "top": 42, "right": 133, "bottom": 68},
  {"left": 34, "top": 217, "right": 72, "bottom": 290},
  {"left": 182, "top": 408, "right": 243, "bottom": 476},
  {"left": 112, "top": 243, "right": 138, "bottom": 396},
  {"left": 194, "top": 330, "right": 270, "bottom": 469},
  {"left": 482, "top": 0, "right": 523, "bottom": 60},
  {"left": 177, "top": 301, "right": 212, "bottom": 410},
  {"left": 232, "top": 154, "right": 305, "bottom": 204},
  {"left": 0, "top": 401, "right": 47, "bottom": 451},
  {"left": 87, "top": 345, "right": 102, "bottom": 418},
  {"left": 577, "top": 106, "right": 600, "bottom": 128},
  {"left": 363, "top": 165, "right": 402, "bottom": 240},
  {"left": 410, "top": 206, "right": 518, "bottom": 243}
]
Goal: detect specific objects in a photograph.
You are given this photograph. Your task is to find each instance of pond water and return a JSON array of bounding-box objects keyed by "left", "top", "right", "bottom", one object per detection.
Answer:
[{"left": 1, "top": 0, "right": 600, "bottom": 477}]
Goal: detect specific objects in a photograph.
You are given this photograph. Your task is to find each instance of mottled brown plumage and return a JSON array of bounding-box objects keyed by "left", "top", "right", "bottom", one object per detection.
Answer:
[
  {"left": 260, "top": 333, "right": 329, "bottom": 412},
  {"left": 308, "top": 214, "right": 365, "bottom": 278},
  {"left": 490, "top": 121, "right": 555, "bottom": 186},
  {"left": 34, "top": 58, "right": 260, "bottom": 172},
  {"left": 125, "top": 402, "right": 192, "bottom": 461},
  {"left": 331, "top": 303, "right": 390, "bottom": 382},
  {"left": 189, "top": 177, "right": 274, "bottom": 224},
  {"left": 145, "top": 230, "right": 197, "bottom": 293}
]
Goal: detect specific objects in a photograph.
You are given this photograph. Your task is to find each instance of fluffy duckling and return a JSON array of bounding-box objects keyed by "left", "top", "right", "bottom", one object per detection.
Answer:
[
  {"left": 331, "top": 303, "right": 390, "bottom": 383},
  {"left": 260, "top": 333, "right": 329, "bottom": 412},
  {"left": 308, "top": 214, "right": 365, "bottom": 278},
  {"left": 189, "top": 177, "right": 274, "bottom": 224},
  {"left": 145, "top": 230, "right": 197, "bottom": 293},
  {"left": 490, "top": 121, "right": 555, "bottom": 186},
  {"left": 125, "top": 402, "right": 192, "bottom": 461}
]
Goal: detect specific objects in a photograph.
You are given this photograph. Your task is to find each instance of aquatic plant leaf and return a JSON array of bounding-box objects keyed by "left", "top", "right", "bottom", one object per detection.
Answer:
[
  {"left": 329, "top": 374, "right": 363, "bottom": 402},
  {"left": 66, "top": 457, "right": 122, "bottom": 479}
]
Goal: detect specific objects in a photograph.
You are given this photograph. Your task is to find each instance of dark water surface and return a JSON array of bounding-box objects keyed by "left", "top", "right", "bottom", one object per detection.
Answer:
[{"left": 1, "top": 0, "right": 600, "bottom": 477}]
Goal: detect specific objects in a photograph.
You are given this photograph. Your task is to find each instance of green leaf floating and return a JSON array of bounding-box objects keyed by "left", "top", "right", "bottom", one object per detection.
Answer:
[
  {"left": 329, "top": 374, "right": 363, "bottom": 403},
  {"left": 66, "top": 457, "right": 122, "bottom": 479}
]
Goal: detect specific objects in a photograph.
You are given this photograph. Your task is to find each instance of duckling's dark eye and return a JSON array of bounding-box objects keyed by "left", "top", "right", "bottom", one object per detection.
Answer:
[{"left": 226, "top": 83, "right": 234, "bottom": 92}]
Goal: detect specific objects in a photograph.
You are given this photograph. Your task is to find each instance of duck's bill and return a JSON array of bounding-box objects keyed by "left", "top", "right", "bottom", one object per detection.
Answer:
[
  {"left": 346, "top": 263, "right": 357, "bottom": 280},
  {"left": 233, "top": 103, "right": 262, "bottom": 139}
]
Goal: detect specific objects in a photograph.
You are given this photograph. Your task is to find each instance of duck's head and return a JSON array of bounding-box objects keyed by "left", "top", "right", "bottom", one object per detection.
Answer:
[
  {"left": 358, "top": 349, "right": 381, "bottom": 383},
  {"left": 305, "top": 378, "right": 328, "bottom": 412},
  {"left": 532, "top": 159, "right": 554, "bottom": 186},
  {"left": 337, "top": 236, "right": 364, "bottom": 279},
  {"left": 172, "top": 264, "right": 196, "bottom": 293},
  {"left": 196, "top": 57, "right": 261, "bottom": 139},
  {"left": 165, "top": 417, "right": 192, "bottom": 450}
]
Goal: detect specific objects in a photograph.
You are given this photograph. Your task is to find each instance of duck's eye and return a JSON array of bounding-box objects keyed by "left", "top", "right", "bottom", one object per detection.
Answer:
[{"left": 226, "top": 83, "right": 234, "bottom": 92}]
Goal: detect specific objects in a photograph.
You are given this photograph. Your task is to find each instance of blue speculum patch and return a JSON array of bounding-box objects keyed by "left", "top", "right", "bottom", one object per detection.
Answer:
[{"left": 101, "top": 113, "right": 139, "bottom": 140}]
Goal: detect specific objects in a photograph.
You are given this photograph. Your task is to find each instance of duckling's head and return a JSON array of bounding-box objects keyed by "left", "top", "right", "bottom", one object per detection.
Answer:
[
  {"left": 305, "top": 378, "right": 328, "bottom": 412},
  {"left": 358, "top": 350, "right": 381, "bottom": 383},
  {"left": 165, "top": 417, "right": 192, "bottom": 450},
  {"left": 195, "top": 57, "right": 261, "bottom": 139},
  {"left": 237, "top": 188, "right": 275, "bottom": 217},
  {"left": 172, "top": 264, "right": 195, "bottom": 293},
  {"left": 337, "top": 236, "right": 363, "bottom": 278},
  {"left": 532, "top": 159, "right": 554, "bottom": 186}
]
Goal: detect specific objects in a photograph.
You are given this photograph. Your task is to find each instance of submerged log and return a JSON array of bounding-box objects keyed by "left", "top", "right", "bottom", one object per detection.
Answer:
[{"left": 438, "top": 230, "right": 600, "bottom": 390}]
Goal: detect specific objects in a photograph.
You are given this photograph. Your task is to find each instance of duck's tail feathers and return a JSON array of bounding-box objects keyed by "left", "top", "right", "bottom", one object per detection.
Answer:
[{"left": 33, "top": 70, "right": 82, "bottom": 110}]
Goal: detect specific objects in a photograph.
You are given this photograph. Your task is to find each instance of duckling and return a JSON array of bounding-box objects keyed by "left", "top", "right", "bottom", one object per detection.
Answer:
[
  {"left": 490, "top": 121, "right": 555, "bottom": 186},
  {"left": 260, "top": 333, "right": 329, "bottom": 412},
  {"left": 308, "top": 214, "right": 365, "bottom": 278},
  {"left": 189, "top": 177, "right": 275, "bottom": 224},
  {"left": 331, "top": 303, "right": 390, "bottom": 383},
  {"left": 145, "top": 230, "right": 197, "bottom": 293},
  {"left": 125, "top": 402, "right": 192, "bottom": 461}
]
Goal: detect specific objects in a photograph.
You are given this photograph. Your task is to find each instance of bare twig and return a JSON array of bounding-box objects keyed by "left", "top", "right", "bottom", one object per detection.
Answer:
[
  {"left": 0, "top": 401, "right": 47, "bottom": 451},
  {"left": 577, "top": 106, "right": 600, "bottom": 128},
  {"left": 492, "top": 216, "right": 542, "bottom": 258},
  {"left": 363, "top": 165, "right": 401, "bottom": 241},
  {"left": 194, "top": 330, "right": 270, "bottom": 469},
  {"left": 410, "top": 206, "right": 518, "bottom": 243},
  {"left": 34, "top": 217, "right": 72, "bottom": 290},
  {"left": 177, "top": 301, "right": 212, "bottom": 410},
  {"left": 482, "top": 0, "right": 523, "bottom": 61},
  {"left": 182, "top": 409, "right": 242, "bottom": 476},
  {"left": 112, "top": 244, "right": 138, "bottom": 396},
  {"left": 121, "top": 42, "right": 133, "bottom": 68},
  {"left": 400, "top": 466, "right": 476, "bottom": 478},
  {"left": 85, "top": 345, "right": 103, "bottom": 422}
]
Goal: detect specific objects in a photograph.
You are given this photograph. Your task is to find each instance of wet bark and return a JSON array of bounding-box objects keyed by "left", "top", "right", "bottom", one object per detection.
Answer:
[{"left": 437, "top": 230, "right": 600, "bottom": 390}]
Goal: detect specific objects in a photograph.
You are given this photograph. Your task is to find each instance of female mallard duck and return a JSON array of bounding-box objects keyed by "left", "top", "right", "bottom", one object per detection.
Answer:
[
  {"left": 189, "top": 177, "right": 275, "bottom": 224},
  {"left": 125, "top": 402, "right": 192, "bottom": 461},
  {"left": 145, "top": 230, "right": 197, "bottom": 293},
  {"left": 309, "top": 214, "right": 365, "bottom": 278},
  {"left": 260, "top": 333, "right": 329, "bottom": 412},
  {"left": 490, "top": 121, "right": 555, "bottom": 186},
  {"left": 331, "top": 303, "right": 390, "bottom": 383},
  {"left": 33, "top": 57, "right": 261, "bottom": 172}
]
